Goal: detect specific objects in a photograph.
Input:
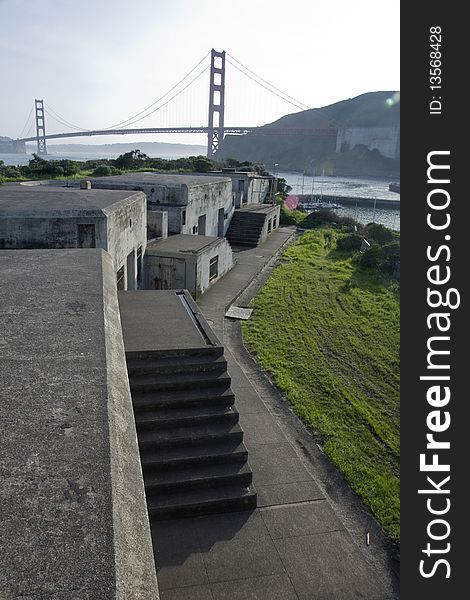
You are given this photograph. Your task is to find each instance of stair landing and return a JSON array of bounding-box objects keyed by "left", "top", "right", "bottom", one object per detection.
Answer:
[{"left": 118, "top": 289, "right": 256, "bottom": 520}]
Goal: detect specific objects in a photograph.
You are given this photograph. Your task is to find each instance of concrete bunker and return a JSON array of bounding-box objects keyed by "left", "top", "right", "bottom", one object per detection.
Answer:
[
  {"left": 0, "top": 184, "right": 147, "bottom": 290},
  {"left": 89, "top": 172, "right": 234, "bottom": 238},
  {"left": 145, "top": 233, "right": 233, "bottom": 298}
]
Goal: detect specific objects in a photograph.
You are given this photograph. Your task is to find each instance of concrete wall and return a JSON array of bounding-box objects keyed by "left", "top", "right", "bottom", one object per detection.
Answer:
[
  {"left": 0, "top": 249, "right": 159, "bottom": 600},
  {"left": 336, "top": 126, "right": 400, "bottom": 159},
  {"left": 191, "top": 172, "right": 272, "bottom": 207},
  {"left": 258, "top": 205, "right": 281, "bottom": 245},
  {"left": 0, "top": 215, "right": 107, "bottom": 250},
  {"left": 90, "top": 177, "right": 233, "bottom": 238},
  {"left": 147, "top": 210, "right": 168, "bottom": 238},
  {"left": 195, "top": 238, "right": 233, "bottom": 298},
  {"left": 0, "top": 192, "right": 147, "bottom": 291},
  {"left": 183, "top": 180, "right": 233, "bottom": 237},
  {"left": 247, "top": 176, "right": 271, "bottom": 204},
  {"left": 104, "top": 193, "right": 147, "bottom": 291}
]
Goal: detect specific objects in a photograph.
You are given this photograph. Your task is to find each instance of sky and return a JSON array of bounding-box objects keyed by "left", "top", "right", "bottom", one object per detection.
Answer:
[{"left": 0, "top": 0, "right": 400, "bottom": 147}]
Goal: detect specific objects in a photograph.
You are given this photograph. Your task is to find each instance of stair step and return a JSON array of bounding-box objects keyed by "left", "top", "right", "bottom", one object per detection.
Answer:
[
  {"left": 226, "top": 236, "right": 260, "bottom": 242},
  {"left": 228, "top": 223, "right": 264, "bottom": 229},
  {"left": 136, "top": 405, "right": 239, "bottom": 430},
  {"left": 147, "top": 483, "right": 257, "bottom": 519},
  {"left": 132, "top": 386, "right": 235, "bottom": 410},
  {"left": 126, "top": 346, "right": 223, "bottom": 361},
  {"left": 130, "top": 370, "right": 231, "bottom": 392},
  {"left": 227, "top": 232, "right": 261, "bottom": 237},
  {"left": 144, "top": 461, "right": 253, "bottom": 492},
  {"left": 227, "top": 240, "right": 259, "bottom": 247},
  {"left": 138, "top": 422, "right": 244, "bottom": 449},
  {"left": 127, "top": 354, "right": 227, "bottom": 376},
  {"left": 141, "top": 439, "right": 249, "bottom": 470}
]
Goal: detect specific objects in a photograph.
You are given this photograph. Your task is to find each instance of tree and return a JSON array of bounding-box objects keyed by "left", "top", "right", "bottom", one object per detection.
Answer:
[
  {"left": 192, "top": 156, "right": 213, "bottom": 172},
  {"left": 114, "top": 149, "right": 150, "bottom": 170}
]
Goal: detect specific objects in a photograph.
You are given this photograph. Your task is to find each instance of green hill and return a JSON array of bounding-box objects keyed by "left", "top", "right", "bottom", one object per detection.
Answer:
[{"left": 216, "top": 91, "right": 400, "bottom": 177}]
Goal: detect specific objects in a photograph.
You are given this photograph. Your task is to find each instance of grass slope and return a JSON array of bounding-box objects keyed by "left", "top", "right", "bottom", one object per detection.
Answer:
[{"left": 242, "top": 228, "right": 400, "bottom": 542}]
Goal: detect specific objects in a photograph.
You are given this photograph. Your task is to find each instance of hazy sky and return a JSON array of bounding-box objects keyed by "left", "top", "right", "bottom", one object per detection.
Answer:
[{"left": 0, "top": 0, "right": 400, "bottom": 146}]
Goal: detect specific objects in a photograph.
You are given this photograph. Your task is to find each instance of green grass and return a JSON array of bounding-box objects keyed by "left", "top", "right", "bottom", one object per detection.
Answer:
[
  {"left": 242, "top": 228, "right": 400, "bottom": 543},
  {"left": 0, "top": 170, "right": 94, "bottom": 183}
]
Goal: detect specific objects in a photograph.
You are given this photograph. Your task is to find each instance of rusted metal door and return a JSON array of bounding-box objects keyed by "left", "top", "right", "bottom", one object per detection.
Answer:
[{"left": 153, "top": 259, "right": 185, "bottom": 290}]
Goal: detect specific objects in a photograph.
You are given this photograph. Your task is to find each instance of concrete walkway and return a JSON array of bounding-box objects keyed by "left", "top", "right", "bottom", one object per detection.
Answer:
[{"left": 151, "top": 229, "right": 399, "bottom": 600}]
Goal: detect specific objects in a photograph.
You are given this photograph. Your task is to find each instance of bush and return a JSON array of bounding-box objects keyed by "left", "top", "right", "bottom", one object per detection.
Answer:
[
  {"left": 279, "top": 205, "right": 306, "bottom": 226},
  {"left": 0, "top": 165, "right": 22, "bottom": 178},
  {"left": 359, "top": 241, "right": 400, "bottom": 274},
  {"left": 336, "top": 234, "right": 364, "bottom": 251},
  {"left": 338, "top": 215, "right": 361, "bottom": 232},
  {"left": 363, "top": 223, "right": 395, "bottom": 245},
  {"left": 92, "top": 165, "right": 113, "bottom": 177},
  {"left": 304, "top": 208, "right": 339, "bottom": 228},
  {"left": 192, "top": 156, "right": 213, "bottom": 172}
]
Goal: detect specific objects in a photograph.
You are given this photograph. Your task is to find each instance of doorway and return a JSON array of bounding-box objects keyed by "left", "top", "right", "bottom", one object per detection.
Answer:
[
  {"left": 217, "top": 208, "right": 224, "bottom": 237},
  {"left": 198, "top": 214, "right": 206, "bottom": 236}
]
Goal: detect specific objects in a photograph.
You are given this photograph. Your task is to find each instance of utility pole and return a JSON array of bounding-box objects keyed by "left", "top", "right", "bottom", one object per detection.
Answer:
[{"left": 34, "top": 99, "right": 47, "bottom": 155}]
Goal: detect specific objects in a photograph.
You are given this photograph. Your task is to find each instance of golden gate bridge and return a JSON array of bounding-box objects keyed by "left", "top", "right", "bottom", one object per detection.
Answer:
[{"left": 16, "top": 50, "right": 337, "bottom": 158}]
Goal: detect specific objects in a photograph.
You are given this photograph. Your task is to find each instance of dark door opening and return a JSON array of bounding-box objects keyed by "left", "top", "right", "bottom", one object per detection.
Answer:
[
  {"left": 217, "top": 208, "right": 224, "bottom": 237},
  {"left": 198, "top": 214, "right": 206, "bottom": 236},
  {"left": 77, "top": 224, "right": 96, "bottom": 248}
]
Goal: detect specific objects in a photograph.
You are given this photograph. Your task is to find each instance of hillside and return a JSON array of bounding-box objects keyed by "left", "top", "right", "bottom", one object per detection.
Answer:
[{"left": 216, "top": 91, "right": 400, "bottom": 177}]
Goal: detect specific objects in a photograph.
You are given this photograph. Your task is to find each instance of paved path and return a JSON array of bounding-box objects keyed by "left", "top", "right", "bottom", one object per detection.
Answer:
[{"left": 151, "top": 229, "right": 399, "bottom": 600}]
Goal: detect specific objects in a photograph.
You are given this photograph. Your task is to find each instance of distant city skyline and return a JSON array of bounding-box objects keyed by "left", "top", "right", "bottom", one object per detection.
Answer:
[{"left": 1, "top": 0, "right": 400, "bottom": 146}]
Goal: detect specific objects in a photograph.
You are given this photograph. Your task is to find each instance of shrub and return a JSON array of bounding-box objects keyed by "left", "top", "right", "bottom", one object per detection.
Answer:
[
  {"left": 338, "top": 215, "right": 362, "bottom": 232},
  {"left": 92, "top": 165, "right": 113, "bottom": 177},
  {"left": 280, "top": 206, "right": 306, "bottom": 226},
  {"left": 336, "top": 233, "right": 364, "bottom": 251},
  {"left": 304, "top": 208, "right": 339, "bottom": 228},
  {"left": 363, "top": 222, "right": 395, "bottom": 245},
  {"left": 359, "top": 241, "right": 400, "bottom": 273}
]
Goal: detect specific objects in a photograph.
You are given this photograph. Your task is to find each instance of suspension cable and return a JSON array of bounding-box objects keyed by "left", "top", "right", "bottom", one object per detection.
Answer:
[
  {"left": 45, "top": 104, "right": 91, "bottom": 131},
  {"left": 103, "top": 51, "right": 211, "bottom": 129},
  {"left": 113, "top": 65, "right": 210, "bottom": 129},
  {"left": 226, "top": 52, "right": 310, "bottom": 110},
  {"left": 19, "top": 103, "right": 35, "bottom": 139},
  {"left": 226, "top": 59, "right": 307, "bottom": 111}
]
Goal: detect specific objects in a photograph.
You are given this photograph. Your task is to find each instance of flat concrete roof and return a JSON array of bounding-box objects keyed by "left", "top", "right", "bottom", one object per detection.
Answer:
[
  {"left": 118, "top": 290, "right": 218, "bottom": 353},
  {"left": 91, "top": 172, "right": 228, "bottom": 188},
  {"left": 0, "top": 250, "right": 127, "bottom": 595},
  {"left": 0, "top": 185, "right": 144, "bottom": 216},
  {"left": 146, "top": 233, "right": 221, "bottom": 255}
]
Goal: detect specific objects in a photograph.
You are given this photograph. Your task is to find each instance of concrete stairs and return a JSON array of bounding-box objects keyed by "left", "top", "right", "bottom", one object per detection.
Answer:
[
  {"left": 226, "top": 211, "right": 267, "bottom": 247},
  {"left": 127, "top": 346, "right": 257, "bottom": 519}
]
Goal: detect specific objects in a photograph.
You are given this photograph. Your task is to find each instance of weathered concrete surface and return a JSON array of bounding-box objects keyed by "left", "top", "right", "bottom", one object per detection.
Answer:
[
  {"left": 118, "top": 290, "right": 219, "bottom": 353},
  {"left": 145, "top": 234, "right": 233, "bottom": 298},
  {"left": 190, "top": 171, "right": 272, "bottom": 207},
  {"left": 90, "top": 173, "right": 234, "bottom": 237},
  {"left": 0, "top": 186, "right": 147, "bottom": 291},
  {"left": 148, "top": 210, "right": 168, "bottom": 238},
  {"left": 0, "top": 249, "right": 158, "bottom": 599}
]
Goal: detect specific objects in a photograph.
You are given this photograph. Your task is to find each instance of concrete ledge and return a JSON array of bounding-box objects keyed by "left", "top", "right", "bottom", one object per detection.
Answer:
[
  {"left": 0, "top": 249, "right": 158, "bottom": 599},
  {"left": 101, "top": 252, "right": 159, "bottom": 599}
]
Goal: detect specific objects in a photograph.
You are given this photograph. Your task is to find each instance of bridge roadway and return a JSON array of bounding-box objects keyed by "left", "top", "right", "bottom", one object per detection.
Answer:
[{"left": 19, "top": 126, "right": 337, "bottom": 143}]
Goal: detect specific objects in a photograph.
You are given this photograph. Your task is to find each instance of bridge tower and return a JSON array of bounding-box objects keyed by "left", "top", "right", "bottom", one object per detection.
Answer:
[
  {"left": 207, "top": 49, "right": 226, "bottom": 159},
  {"left": 34, "top": 99, "right": 47, "bottom": 155}
]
